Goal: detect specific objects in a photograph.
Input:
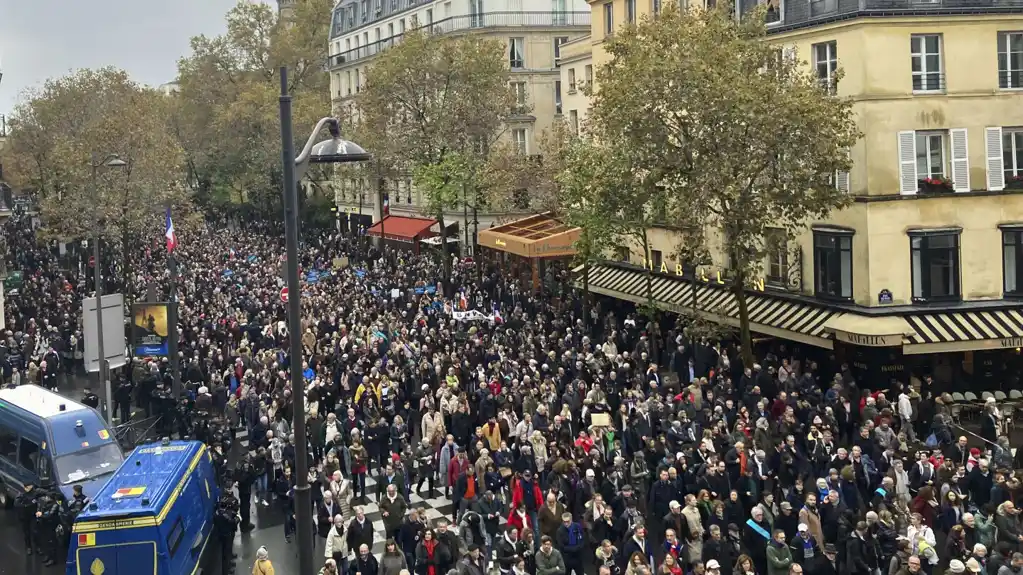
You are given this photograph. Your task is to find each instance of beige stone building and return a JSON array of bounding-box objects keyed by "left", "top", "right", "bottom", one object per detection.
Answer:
[
  {"left": 563, "top": 0, "right": 1023, "bottom": 387},
  {"left": 323, "top": 0, "right": 591, "bottom": 238}
]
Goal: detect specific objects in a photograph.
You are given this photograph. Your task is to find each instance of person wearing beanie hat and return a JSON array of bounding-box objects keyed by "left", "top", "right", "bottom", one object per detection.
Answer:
[
  {"left": 947, "top": 559, "right": 966, "bottom": 574},
  {"left": 253, "top": 546, "right": 275, "bottom": 575},
  {"left": 965, "top": 558, "right": 982, "bottom": 573}
]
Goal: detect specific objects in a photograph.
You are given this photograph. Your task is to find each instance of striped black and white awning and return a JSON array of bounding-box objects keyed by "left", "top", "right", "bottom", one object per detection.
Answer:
[
  {"left": 577, "top": 264, "right": 840, "bottom": 349},
  {"left": 903, "top": 309, "right": 1023, "bottom": 354}
]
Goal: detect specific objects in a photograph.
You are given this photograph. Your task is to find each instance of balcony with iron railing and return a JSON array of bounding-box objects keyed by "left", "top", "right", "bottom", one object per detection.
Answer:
[
  {"left": 741, "top": 0, "right": 1023, "bottom": 31},
  {"left": 329, "top": 11, "right": 591, "bottom": 68}
]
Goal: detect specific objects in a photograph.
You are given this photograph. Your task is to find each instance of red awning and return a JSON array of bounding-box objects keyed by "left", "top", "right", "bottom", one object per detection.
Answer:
[{"left": 365, "top": 216, "right": 437, "bottom": 243}]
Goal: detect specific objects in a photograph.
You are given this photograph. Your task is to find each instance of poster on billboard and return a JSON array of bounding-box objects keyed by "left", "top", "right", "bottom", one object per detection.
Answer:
[{"left": 132, "top": 302, "right": 170, "bottom": 357}]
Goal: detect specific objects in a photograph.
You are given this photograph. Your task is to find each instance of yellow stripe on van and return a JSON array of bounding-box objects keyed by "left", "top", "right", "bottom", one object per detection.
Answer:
[
  {"left": 156, "top": 444, "right": 205, "bottom": 525},
  {"left": 73, "top": 517, "right": 158, "bottom": 532}
]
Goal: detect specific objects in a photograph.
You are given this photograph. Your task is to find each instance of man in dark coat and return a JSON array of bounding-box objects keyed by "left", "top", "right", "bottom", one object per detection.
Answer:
[
  {"left": 347, "top": 506, "right": 375, "bottom": 555},
  {"left": 743, "top": 506, "right": 772, "bottom": 575}
]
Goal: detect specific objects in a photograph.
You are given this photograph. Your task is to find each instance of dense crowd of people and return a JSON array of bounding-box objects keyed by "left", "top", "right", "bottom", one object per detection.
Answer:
[{"left": 5, "top": 210, "right": 1023, "bottom": 575}]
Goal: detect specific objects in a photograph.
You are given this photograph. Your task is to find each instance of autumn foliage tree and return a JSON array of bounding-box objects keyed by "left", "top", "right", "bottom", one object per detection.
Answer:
[
  {"left": 171, "top": 0, "right": 334, "bottom": 215},
  {"left": 0, "top": 67, "right": 186, "bottom": 301},
  {"left": 353, "top": 29, "right": 516, "bottom": 285},
  {"left": 584, "top": 5, "right": 859, "bottom": 365}
]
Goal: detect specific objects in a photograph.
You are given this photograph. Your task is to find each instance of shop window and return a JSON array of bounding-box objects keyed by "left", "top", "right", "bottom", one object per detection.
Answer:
[
  {"left": 910, "top": 231, "right": 961, "bottom": 303},
  {"left": 813, "top": 230, "right": 852, "bottom": 300},
  {"left": 1004, "top": 228, "right": 1023, "bottom": 296},
  {"left": 651, "top": 249, "right": 663, "bottom": 270}
]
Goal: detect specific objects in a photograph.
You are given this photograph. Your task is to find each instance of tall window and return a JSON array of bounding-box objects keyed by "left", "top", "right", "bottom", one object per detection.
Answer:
[
  {"left": 509, "top": 38, "right": 525, "bottom": 68},
  {"left": 585, "top": 64, "right": 593, "bottom": 85},
  {"left": 813, "top": 231, "right": 852, "bottom": 300},
  {"left": 513, "top": 129, "right": 528, "bottom": 154},
  {"left": 555, "top": 81, "right": 563, "bottom": 115},
  {"left": 568, "top": 68, "right": 577, "bottom": 92},
  {"left": 998, "top": 32, "right": 1023, "bottom": 89},
  {"left": 554, "top": 37, "right": 568, "bottom": 67},
  {"left": 569, "top": 110, "right": 579, "bottom": 134},
  {"left": 766, "top": 229, "right": 788, "bottom": 286},
  {"left": 603, "top": 2, "right": 613, "bottom": 36},
  {"left": 510, "top": 81, "right": 527, "bottom": 108},
  {"left": 910, "top": 232, "right": 961, "bottom": 302},
  {"left": 653, "top": 0, "right": 662, "bottom": 13},
  {"left": 911, "top": 34, "right": 944, "bottom": 93},
  {"left": 469, "top": 0, "right": 483, "bottom": 26},
  {"left": 1004, "top": 129, "right": 1023, "bottom": 184},
  {"left": 615, "top": 246, "right": 630, "bottom": 262},
  {"left": 1005, "top": 229, "right": 1023, "bottom": 296},
  {"left": 626, "top": 0, "right": 636, "bottom": 23},
  {"left": 812, "top": 41, "right": 838, "bottom": 93},
  {"left": 916, "top": 131, "right": 947, "bottom": 180}
]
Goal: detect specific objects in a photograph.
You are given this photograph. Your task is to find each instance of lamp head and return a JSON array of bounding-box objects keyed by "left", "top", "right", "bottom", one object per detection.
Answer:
[
  {"left": 309, "top": 136, "right": 371, "bottom": 164},
  {"left": 104, "top": 157, "right": 127, "bottom": 169}
]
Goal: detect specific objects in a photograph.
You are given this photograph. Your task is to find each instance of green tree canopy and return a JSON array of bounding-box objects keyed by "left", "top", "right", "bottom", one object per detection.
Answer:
[
  {"left": 353, "top": 29, "right": 516, "bottom": 282},
  {"left": 171, "top": 0, "right": 333, "bottom": 213}
]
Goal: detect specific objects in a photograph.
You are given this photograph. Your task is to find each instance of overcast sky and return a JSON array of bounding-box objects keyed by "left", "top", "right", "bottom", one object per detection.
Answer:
[{"left": 0, "top": 0, "right": 270, "bottom": 113}]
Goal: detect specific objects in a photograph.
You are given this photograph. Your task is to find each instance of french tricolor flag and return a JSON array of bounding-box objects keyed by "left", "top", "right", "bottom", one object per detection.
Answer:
[{"left": 165, "top": 208, "right": 177, "bottom": 253}]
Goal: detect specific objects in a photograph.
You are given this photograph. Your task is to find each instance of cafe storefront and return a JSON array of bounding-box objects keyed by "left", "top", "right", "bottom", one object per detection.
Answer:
[
  {"left": 576, "top": 261, "right": 1023, "bottom": 391},
  {"left": 477, "top": 213, "right": 581, "bottom": 292}
]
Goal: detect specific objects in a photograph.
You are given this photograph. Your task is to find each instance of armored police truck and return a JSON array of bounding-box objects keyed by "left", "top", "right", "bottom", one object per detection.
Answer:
[{"left": 68, "top": 440, "right": 220, "bottom": 575}]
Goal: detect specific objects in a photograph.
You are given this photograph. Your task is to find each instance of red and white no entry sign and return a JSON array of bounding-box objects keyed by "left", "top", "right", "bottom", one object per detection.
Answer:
[{"left": 280, "top": 286, "right": 289, "bottom": 303}]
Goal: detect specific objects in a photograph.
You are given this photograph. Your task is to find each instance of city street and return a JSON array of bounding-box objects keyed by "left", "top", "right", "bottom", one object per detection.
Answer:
[
  {"left": 0, "top": 376, "right": 298, "bottom": 575},
  {"left": 0, "top": 376, "right": 458, "bottom": 575},
  {"left": 0, "top": 494, "right": 301, "bottom": 575}
]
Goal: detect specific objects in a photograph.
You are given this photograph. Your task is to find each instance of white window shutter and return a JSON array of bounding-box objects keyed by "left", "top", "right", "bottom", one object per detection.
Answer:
[
  {"left": 950, "top": 128, "right": 970, "bottom": 192},
  {"left": 835, "top": 170, "right": 850, "bottom": 192},
  {"left": 834, "top": 147, "right": 851, "bottom": 192},
  {"left": 898, "top": 131, "right": 918, "bottom": 194},
  {"left": 986, "top": 127, "right": 1005, "bottom": 191}
]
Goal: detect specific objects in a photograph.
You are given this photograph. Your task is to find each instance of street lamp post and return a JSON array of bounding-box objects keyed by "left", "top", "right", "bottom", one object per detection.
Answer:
[
  {"left": 278, "top": 66, "right": 370, "bottom": 575},
  {"left": 90, "top": 153, "right": 127, "bottom": 423}
]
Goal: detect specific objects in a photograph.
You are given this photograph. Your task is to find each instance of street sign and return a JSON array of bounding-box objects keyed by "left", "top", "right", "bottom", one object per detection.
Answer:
[{"left": 280, "top": 287, "right": 289, "bottom": 303}]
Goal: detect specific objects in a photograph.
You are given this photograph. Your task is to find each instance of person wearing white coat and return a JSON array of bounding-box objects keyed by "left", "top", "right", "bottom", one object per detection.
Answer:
[{"left": 325, "top": 514, "right": 350, "bottom": 575}]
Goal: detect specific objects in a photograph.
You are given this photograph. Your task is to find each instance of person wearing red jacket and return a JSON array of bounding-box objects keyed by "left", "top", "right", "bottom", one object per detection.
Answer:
[
  {"left": 506, "top": 503, "right": 533, "bottom": 538},
  {"left": 447, "top": 449, "right": 471, "bottom": 491},
  {"left": 510, "top": 470, "right": 543, "bottom": 548}
]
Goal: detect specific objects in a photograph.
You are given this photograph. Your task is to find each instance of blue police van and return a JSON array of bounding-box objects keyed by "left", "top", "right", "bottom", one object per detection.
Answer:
[
  {"left": 68, "top": 440, "right": 220, "bottom": 575},
  {"left": 0, "top": 385, "right": 124, "bottom": 506}
]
